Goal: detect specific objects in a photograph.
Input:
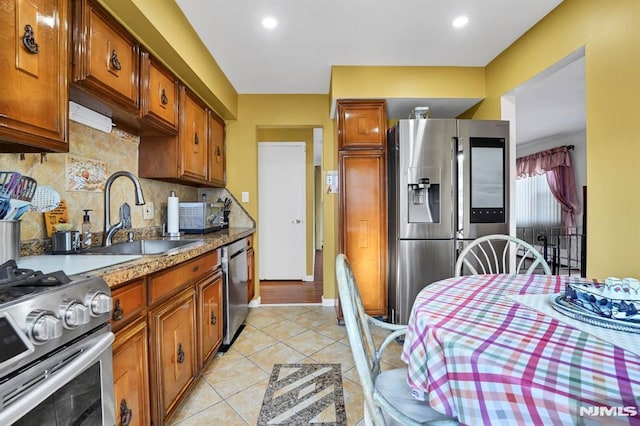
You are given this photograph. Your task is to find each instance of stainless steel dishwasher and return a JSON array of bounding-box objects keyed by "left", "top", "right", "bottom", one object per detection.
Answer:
[{"left": 221, "top": 239, "right": 249, "bottom": 345}]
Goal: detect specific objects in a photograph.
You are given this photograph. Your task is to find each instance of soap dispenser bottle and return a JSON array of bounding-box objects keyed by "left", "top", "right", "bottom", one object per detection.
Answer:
[{"left": 81, "top": 209, "right": 92, "bottom": 249}]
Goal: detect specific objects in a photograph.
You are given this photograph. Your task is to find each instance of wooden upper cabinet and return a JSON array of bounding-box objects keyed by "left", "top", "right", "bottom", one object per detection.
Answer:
[
  {"left": 337, "top": 100, "right": 386, "bottom": 149},
  {"left": 72, "top": 0, "right": 139, "bottom": 113},
  {"left": 140, "top": 51, "right": 179, "bottom": 135},
  {"left": 180, "top": 87, "right": 209, "bottom": 183},
  {"left": 0, "top": 0, "right": 68, "bottom": 152},
  {"left": 208, "top": 112, "right": 226, "bottom": 187}
]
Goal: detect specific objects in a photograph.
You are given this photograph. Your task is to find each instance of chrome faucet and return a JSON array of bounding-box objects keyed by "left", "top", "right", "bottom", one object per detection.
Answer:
[{"left": 103, "top": 171, "right": 146, "bottom": 247}]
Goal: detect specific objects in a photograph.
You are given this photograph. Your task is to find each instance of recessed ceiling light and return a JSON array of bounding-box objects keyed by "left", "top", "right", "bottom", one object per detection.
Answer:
[
  {"left": 452, "top": 16, "right": 469, "bottom": 28},
  {"left": 262, "top": 17, "right": 277, "bottom": 29}
]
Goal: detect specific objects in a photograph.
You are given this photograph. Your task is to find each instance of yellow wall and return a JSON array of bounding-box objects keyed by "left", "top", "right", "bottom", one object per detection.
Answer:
[
  {"left": 255, "top": 128, "right": 315, "bottom": 277},
  {"left": 469, "top": 0, "right": 640, "bottom": 278},
  {"left": 227, "top": 95, "right": 337, "bottom": 300},
  {"left": 330, "top": 66, "right": 485, "bottom": 108}
]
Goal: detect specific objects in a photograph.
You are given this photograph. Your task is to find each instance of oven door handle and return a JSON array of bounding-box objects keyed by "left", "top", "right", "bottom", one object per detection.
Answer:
[{"left": 0, "top": 332, "right": 115, "bottom": 424}]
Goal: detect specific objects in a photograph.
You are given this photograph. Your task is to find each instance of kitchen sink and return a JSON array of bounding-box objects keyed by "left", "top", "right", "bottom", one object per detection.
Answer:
[{"left": 80, "top": 239, "right": 203, "bottom": 256}]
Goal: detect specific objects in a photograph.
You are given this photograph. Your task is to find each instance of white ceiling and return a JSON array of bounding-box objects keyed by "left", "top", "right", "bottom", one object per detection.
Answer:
[{"left": 176, "top": 0, "right": 584, "bottom": 144}]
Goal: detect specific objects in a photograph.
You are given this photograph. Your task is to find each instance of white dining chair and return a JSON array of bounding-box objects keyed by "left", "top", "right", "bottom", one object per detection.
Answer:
[
  {"left": 455, "top": 234, "right": 552, "bottom": 276},
  {"left": 335, "top": 254, "right": 458, "bottom": 426}
]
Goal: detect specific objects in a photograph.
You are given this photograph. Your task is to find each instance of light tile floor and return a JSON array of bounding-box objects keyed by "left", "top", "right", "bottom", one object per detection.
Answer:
[{"left": 168, "top": 305, "right": 405, "bottom": 425}]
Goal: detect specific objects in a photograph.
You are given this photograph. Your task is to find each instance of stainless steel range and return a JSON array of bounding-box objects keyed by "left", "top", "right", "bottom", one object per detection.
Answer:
[{"left": 0, "top": 260, "right": 115, "bottom": 425}]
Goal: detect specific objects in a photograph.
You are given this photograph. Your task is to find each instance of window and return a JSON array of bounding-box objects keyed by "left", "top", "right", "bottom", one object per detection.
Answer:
[{"left": 515, "top": 174, "right": 562, "bottom": 227}]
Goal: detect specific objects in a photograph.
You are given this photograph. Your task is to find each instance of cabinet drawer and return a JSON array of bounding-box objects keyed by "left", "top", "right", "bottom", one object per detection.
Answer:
[
  {"left": 148, "top": 253, "right": 218, "bottom": 305},
  {"left": 111, "top": 278, "right": 146, "bottom": 331}
]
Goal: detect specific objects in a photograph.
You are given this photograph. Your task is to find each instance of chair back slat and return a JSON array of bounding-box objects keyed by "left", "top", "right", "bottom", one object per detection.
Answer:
[
  {"left": 455, "top": 234, "right": 551, "bottom": 277},
  {"left": 336, "top": 254, "right": 387, "bottom": 425}
]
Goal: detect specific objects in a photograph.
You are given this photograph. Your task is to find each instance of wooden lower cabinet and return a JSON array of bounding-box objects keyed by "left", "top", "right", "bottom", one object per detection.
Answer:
[
  {"left": 197, "top": 271, "right": 223, "bottom": 367},
  {"left": 149, "top": 288, "right": 197, "bottom": 424},
  {"left": 109, "top": 246, "right": 240, "bottom": 425},
  {"left": 112, "top": 319, "right": 150, "bottom": 426}
]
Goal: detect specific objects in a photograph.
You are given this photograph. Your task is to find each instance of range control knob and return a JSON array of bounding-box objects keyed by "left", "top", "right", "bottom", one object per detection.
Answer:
[
  {"left": 60, "top": 299, "right": 90, "bottom": 328},
  {"left": 27, "top": 310, "right": 63, "bottom": 343},
  {"left": 86, "top": 291, "right": 112, "bottom": 316}
]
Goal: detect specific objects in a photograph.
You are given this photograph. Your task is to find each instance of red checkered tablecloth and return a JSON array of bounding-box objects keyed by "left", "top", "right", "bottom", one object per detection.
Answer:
[{"left": 401, "top": 274, "right": 640, "bottom": 425}]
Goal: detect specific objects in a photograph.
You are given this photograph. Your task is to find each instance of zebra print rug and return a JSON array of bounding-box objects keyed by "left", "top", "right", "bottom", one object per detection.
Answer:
[{"left": 257, "top": 363, "right": 347, "bottom": 425}]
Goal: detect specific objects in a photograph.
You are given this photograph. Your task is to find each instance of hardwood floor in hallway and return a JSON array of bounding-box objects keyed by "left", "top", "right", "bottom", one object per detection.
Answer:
[{"left": 260, "top": 250, "right": 323, "bottom": 304}]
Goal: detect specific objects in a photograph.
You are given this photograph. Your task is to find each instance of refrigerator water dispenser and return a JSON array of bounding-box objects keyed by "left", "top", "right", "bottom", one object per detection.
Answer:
[{"left": 407, "top": 169, "right": 440, "bottom": 223}]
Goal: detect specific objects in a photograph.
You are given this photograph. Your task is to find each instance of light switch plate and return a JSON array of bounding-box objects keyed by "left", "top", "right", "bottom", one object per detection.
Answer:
[
  {"left": 241, "top": 191, "right": 249, "bottom": 202},
  {"left": 143, "top": 202, "right": 154, "bottom": 220}
]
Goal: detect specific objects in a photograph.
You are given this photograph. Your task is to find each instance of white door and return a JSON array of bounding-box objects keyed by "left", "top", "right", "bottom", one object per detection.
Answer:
[{"left": 258, "top": 142, "right": 306, "bottom": 279}]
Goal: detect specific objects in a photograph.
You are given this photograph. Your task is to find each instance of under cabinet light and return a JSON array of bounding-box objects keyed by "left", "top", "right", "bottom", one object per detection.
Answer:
[{"left": 69, "top": 101, "right": 113, "bottom": 133}]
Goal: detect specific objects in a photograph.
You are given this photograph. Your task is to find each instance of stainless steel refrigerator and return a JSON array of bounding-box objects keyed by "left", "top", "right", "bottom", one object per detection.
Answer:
[{"left": 388, "top": 119, "right": 510, "bottom": 324}]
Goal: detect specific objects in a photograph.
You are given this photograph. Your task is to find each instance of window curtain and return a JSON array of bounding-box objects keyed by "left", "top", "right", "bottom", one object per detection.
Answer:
[{"left": 516, "top": 146, "right": 581, "bottom": 228}]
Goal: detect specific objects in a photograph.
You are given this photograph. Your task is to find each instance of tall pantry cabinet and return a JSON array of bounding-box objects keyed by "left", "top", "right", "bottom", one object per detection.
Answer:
[{"left": 336, "top": 100, "right": 388, "bottom": 320}]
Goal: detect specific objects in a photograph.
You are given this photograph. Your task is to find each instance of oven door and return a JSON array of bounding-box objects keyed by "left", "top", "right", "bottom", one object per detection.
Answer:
[{"left": 0, "top": 325, "right": 115, "bottom": 426}]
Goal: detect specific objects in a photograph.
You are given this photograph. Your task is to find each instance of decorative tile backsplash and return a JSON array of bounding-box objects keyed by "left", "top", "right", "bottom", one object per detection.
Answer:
[{"left": 0, "top": 121, "right": 198, "bottom": 244}]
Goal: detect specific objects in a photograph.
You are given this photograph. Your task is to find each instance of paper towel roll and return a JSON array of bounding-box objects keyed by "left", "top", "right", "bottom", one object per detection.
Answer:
[{"left": 167, "top": 191, "right": 179, "bottom": 235}]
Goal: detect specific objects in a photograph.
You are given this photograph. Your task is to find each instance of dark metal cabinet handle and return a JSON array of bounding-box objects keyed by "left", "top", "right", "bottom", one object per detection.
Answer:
[
  {"left": 210, "top": 312, "right": 217, "bottom": 325},
  {"left": 177, "top": 343, "right": 185, "bottom": 364},
  {"left": 194, "top": 133, "right": 199, "bottom": 145},
  {"left": 22, "top": 24, "right": 39, "bottom": 54},
  {"left": 111, "top": 50, "right": 122, "bottom": 71},
  {"left": 112, "top": 299, "right": 124, "bottom": 321},
  {"left": 120, "top": 399, "right": 132, "bottom": 426},
  {"left": 216, "top": 147, "right": 221, "bottom": 156},
  {"left": 161, "top": 88, "right": 168, "bottom": 105}
]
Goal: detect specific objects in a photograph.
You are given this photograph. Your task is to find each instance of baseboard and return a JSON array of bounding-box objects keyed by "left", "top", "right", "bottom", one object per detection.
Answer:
[
  {"left": 303, "top": 275, "right": 314, "bottom": 282},
  {"left": 248, "top": 296, "right": 261, "bottom": 308},
  {"left": 322, "top": 297, "right": 336, "bottom": 307}
]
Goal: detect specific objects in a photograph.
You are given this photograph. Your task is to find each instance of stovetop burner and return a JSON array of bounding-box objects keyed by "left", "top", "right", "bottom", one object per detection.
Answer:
[{"left": 0, "top": 260, "right": 71, "bottom": 293}]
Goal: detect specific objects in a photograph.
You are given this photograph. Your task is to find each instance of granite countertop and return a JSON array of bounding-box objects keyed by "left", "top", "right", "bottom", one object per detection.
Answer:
[{"left": 17, "top": 227, "right": 254, "bottom": 288}]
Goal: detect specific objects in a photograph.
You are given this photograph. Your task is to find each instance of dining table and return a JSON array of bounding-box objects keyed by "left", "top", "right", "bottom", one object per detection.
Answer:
[{"left": 401, "top": 274, "right": 640, "bottom": 425}]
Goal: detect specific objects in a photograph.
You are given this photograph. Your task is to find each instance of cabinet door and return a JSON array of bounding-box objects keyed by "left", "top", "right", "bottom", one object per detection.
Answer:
[
  {"left": 140, "top": 51, "right": 179, "bottom": 135},
  {"left": 337, "top": 100, "right": 386, "bottom": 149},
  {"left": 0, "top": 0, "right": 68, "bottom": 152},
  {"left": 149, "top": 288, "right": 197, "bottom": 422},
  {"left": 72, "top": 0, "right": 139, "bottom": 112},
  {"left": 113, "top": 319, "right": 150, "bottom": 426},
  {"left": 179, "top": 88, "right": 209, "bottom": 183},
  {"left": 208, "top": 112, "right": 226, "bottom": 186},
  {"left": 339, "top": 150, "right": 387, "bottom": 317},
  {"left": 197, "top": 271, "right": 223, "bottom": 367}
]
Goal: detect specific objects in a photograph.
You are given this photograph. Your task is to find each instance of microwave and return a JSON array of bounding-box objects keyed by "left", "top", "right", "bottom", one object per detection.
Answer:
[{"left": 179, "top": 202, "right": 224, "bottom": 233}]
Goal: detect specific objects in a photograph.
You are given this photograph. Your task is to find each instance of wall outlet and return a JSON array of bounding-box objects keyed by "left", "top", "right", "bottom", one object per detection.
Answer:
[
  {"left": 241, "top": 191, "right": 249, "bottom": 202},
  {"left": 143, "top": 202, "right": 154, "bottom": 220}
]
